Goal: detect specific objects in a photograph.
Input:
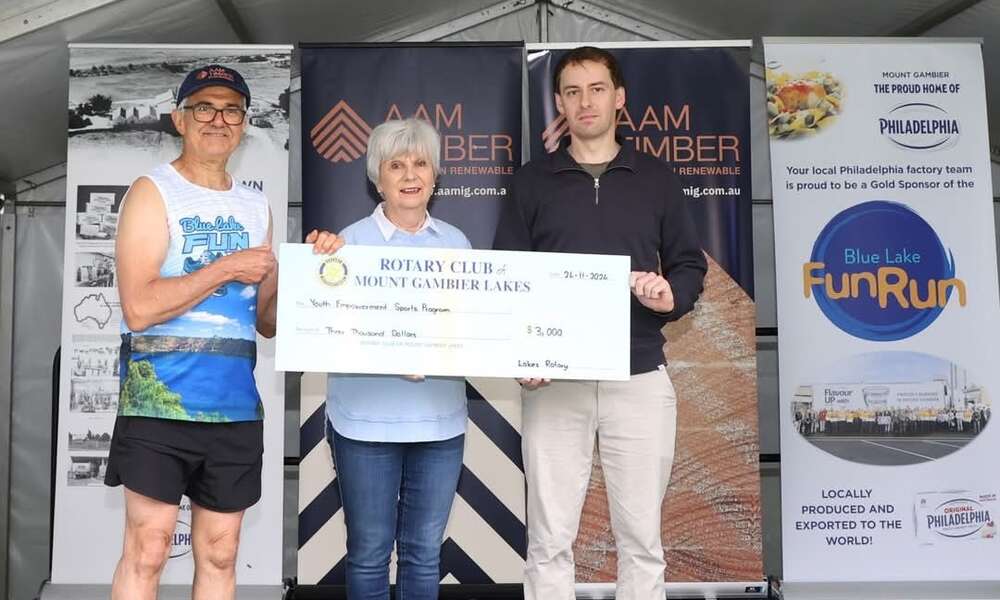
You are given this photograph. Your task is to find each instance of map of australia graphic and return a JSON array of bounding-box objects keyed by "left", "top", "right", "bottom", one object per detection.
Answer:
[{"left": 74, "top": 293, "right": 113, "bottom": 328}]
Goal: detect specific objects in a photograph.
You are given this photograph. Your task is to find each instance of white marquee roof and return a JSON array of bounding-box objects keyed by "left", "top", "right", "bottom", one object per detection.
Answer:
[{"left": 1, "top": 0, "right": 996, "bottom": 186}]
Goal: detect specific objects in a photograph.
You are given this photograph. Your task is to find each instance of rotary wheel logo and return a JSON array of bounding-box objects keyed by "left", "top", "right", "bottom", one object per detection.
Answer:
[{"left": 319, "top": 257, "right": 348, "bottom": 286}]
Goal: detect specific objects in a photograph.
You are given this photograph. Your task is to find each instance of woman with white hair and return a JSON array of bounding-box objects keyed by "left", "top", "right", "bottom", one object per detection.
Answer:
[{"left": 305, "top": 118, "right": 470, "bottom": 600}]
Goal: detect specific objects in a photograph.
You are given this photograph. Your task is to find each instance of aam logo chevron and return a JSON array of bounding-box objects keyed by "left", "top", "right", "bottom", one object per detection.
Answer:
[{"left": 311, "top": 100, "right": 372, "bottom": 163}]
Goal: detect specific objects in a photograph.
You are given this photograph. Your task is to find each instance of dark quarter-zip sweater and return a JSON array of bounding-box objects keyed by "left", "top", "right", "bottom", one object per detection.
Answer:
[{"left": 493, "top": 139, "right": 708, "bottom": 375}]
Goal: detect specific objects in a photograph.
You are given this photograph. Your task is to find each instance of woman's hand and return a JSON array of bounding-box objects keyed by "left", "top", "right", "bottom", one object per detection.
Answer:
[{"left": 305, "top": 229, "right": 345, "bottom": 254}]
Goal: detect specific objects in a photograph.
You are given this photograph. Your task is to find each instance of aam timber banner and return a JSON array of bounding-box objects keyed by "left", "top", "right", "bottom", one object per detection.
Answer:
[
  {"left": 301, "top": 43, "right": 522, "bottom": 249},
  {"left": 765, "top": 38, "right": 1000, "bottom": 582},
  {"left": 53, "top": 44, "right": 290, "bottom": 584},
  {"left": 298, "top": 43, "right": 525, "bottom": 585},
  {"left": 527, "top": 42, "right": 761, "bottom": 584}
]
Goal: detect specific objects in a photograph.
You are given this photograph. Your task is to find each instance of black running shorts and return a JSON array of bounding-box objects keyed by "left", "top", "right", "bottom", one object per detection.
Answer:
[{"left": 105, "top": 416, "right": 263, "bottom": 512}]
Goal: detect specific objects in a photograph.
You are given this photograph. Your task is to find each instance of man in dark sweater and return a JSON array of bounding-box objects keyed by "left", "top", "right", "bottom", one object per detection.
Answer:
[{"left": 493, "top": 46, "right": 706, "bottom": 600}]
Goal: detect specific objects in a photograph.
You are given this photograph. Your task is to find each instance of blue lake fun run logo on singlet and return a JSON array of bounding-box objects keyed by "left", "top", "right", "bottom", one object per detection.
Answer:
[
  {"left": 802, "top": 201, "right": 966, "bottom": 341},
  {"left": 179, "top": 215, "right": 250, "bottom": 296},
  {"left": 180, "top": 215, "right": 249, "bottom": 254}
]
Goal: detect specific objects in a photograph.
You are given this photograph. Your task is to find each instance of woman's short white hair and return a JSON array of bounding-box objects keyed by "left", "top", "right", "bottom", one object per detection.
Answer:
[{"left": 366, "top": 118, "right": 441, "bottom": 185}]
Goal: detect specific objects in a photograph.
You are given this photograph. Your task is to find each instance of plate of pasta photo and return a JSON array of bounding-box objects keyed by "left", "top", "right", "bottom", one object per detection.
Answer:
[{"left": 766, "top": 68, "right": 843, "bottom": 138}]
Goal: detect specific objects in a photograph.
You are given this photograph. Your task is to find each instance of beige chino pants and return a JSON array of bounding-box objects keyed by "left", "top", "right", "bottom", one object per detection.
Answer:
[{"left": 521, "top": 367, "right": 678, "bottom": 600}]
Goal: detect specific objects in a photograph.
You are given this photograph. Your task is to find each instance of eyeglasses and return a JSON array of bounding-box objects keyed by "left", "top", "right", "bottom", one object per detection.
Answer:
[{"left": 183, "top": 103, "right": 246, "bottom": 125}]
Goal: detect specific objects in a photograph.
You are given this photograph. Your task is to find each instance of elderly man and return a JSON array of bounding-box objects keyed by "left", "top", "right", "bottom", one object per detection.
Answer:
[
  {"left": 494, "top": 46, "right": 707, "bottom": 600},
  {"left": 105, "top": 64, "right": 336, "bottom": 599}
]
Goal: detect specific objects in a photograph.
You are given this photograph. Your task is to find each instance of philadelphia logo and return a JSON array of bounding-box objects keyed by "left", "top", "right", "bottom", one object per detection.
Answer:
[
  {"left": 924, "top": 498, "right": 995, "bottom": 540},
  {"left": 310, "top": 100, "right": 372, "bottom": 163},
  {"left": 170, "top": 519, "right": 192, "bottom": 559},
  {"left": 879, "top": 103, "right": 960, "bottom": 151},
  {"left": 802, "top": 201, "right": 965, "bottom": 341}
]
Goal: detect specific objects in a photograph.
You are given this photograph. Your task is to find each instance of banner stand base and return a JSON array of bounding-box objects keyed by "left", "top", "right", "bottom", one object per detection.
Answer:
[
  {"left": 782, "top": 581, "right": 1000, "bottom": 600},
  {"left": 39, "top": 583, "right": 283, "bottom": 599},
  {"left": 578, "top": 582, "right": 770, "bottom": 599},
  {"left": 291, "top": 581, "right": 769, "bottom": 599}
]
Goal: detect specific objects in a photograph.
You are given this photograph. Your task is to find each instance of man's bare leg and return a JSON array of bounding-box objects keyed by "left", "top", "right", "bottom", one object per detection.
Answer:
[
  {"left": 111, "top": 488, "right": 179, "bottom": 600},
  {"left": 191, "top": 501, "right": 246, "bottom": 600}
]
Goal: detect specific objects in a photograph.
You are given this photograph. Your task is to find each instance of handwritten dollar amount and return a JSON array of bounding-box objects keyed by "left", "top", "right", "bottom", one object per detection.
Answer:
[{"left": 526, "top": 326, "right": 564, "bottom": 337}]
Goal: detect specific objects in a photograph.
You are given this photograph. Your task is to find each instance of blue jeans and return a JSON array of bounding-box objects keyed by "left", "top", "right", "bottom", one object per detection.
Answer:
[{"left": 327, "top": 423, "right": 464, "bottom": 600}]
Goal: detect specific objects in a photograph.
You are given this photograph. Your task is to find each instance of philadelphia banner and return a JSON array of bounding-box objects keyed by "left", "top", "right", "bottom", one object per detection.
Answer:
[
  {"left": 766, "top": 38, "right": 1000, "bottom": 587},
  {"left": 52, "top": 44, "right": 291, "bottom": 587},
  {"left": 527, "top": 41, "right": 762, "bottom": 585},
  {"left": 298, "top": 43, "right": 525, "bottom": 586}
]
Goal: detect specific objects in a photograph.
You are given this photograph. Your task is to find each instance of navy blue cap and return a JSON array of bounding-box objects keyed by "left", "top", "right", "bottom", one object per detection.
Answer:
[{"left": 176, "top": 64, "right": 251, "bottom": 107}]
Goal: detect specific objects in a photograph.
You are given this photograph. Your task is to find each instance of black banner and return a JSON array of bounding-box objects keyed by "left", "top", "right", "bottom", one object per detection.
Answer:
[
  {"left": 528, "top": 46, "right": 754, "bottom": 296},
  {"left": 298, "top": 42, "right": 526, "bottom": 587},
  {"left": 301, "top": 43, "right": 523, "bottom": 248}
]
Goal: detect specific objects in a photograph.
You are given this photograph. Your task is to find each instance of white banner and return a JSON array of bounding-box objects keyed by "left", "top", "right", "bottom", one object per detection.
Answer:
[
  {"left": 766, "top": 38, "right": 999, "bottom": 582},
  {"left": 53, "top": 44, "right": 291, "bottom": 585}
]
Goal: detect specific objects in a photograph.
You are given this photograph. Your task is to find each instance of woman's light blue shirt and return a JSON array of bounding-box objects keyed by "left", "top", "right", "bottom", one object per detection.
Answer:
[{"left": 325, "top": 203, "right": 471, "bottom": 442}]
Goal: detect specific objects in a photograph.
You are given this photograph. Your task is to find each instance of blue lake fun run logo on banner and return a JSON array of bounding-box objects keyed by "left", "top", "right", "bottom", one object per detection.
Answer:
[{"left": 802, "top": 201, "right": 965, "bottom": 341}]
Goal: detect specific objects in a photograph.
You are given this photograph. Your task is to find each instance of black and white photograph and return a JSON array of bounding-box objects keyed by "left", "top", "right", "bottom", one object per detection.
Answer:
[
  {"left": 71, "top": 336, "right": 120, "bottom": 378},
  {"left": 74, "top": 251, "right": 116, "bottom": 288},
  {"left": 75, "top": 185, "right": 126, "bottom": 241},
  {"left": 67, "top": 430, "right": 112, "bottom": 452},
  {"left": 69, "top": 378, "right": 119, "bottom": 413},
  {"left": 66, "top": 455, "right": 109, "bottom": 487},
  {"left": 69, "top": 48, "right": 291, "bottom": 172}
]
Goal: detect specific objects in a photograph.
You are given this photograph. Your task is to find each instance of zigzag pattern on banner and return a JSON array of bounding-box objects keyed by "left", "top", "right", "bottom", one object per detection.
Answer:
[
  {"left": 310, "top": 100, "right": 372, "bottom": 163},
  {"left": 297, "top": 375, "right": 526, "bottom": 585},
  {"left": 309, "top": 537, "right": 494, "bottom": 585}
]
